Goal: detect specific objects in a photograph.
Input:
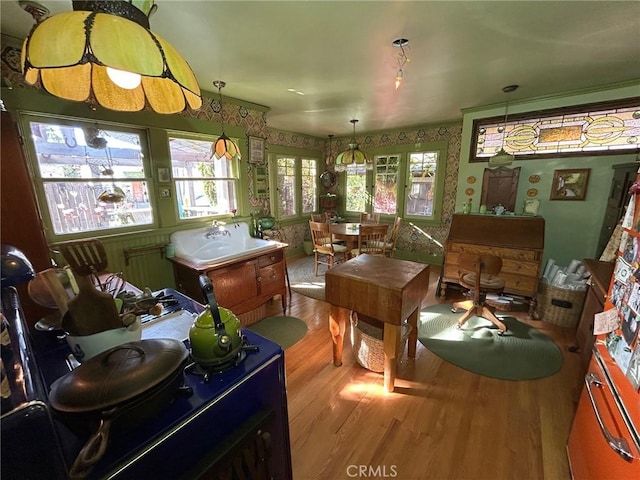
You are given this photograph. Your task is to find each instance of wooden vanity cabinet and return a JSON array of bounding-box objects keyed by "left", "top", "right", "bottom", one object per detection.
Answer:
[
  {"left": 441, "top": 214, "right": 545, "bottom": 315},
  {"left": 171, "top": 247, "right": 287, "bottom": 316}
]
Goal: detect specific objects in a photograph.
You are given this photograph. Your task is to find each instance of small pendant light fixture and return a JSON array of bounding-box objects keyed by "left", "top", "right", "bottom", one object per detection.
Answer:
[
  {"left": 392, "top": 38, "right": 410, "bottom": 90},
  {"left": 489, "top": 84, "right": 519, "bottom": 167},
  {"left": 334, "top": 120, "right": 372, "bottom": 172},
  {"left": 211, "top": 80, "right": 241, "bottom": 161},
  {"left": 326, "top": 134, "right": 335, "bottom": 166},
  {"left": 20, "top": 0, "right": 202, "bottom": 114}
]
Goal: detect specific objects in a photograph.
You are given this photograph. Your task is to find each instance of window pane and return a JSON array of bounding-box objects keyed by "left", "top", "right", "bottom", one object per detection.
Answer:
[
  {"left": 175, "top": 180, "right": 237, "bottom": 218},
  {"left": 301, "top": 158, "right": 317, "bottom": 214},
  {"left": 28, "top": 120, "right": 152, "bottom": 235},
  {"left": 373, "top": 155, "right": 400, "bottom": 215},
  {"left": 169, "top": 136, "right": 239, "bottom": 220},
  {"left": 276, "top": 156, "right": 297, "bottom": 217},
  {"left": 345, "top": 164, "right": 368, "bottom": 213},
  {"left": 406, "top": 152, "right": 438, "bottom": 217}
]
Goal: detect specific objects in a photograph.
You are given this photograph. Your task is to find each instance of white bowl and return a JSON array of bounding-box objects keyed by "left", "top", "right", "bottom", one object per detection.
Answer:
[{"left": 66, "top": 319, "right": 142, "bottom": 362}]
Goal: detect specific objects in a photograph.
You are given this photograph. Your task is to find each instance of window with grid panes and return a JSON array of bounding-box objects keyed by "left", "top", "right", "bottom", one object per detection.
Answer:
[
  {"left": 374, "top": 154, "right": 400, "bottom": 215},
  {"left": 276, "top": 156, "right": 297, "bottom": 217}
]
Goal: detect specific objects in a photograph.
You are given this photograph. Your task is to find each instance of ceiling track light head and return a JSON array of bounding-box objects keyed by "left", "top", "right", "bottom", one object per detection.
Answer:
[{"left": 213, "top": 80, "right": 226, "bottom": 91}]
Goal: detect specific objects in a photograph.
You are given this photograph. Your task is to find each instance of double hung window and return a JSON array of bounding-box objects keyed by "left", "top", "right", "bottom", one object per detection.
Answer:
[
  {"left": 168, "top": 135, "right": 239, "bottom": 220},
  {"left": 23, "top": 115, "right": 153, "bottom": 238}
]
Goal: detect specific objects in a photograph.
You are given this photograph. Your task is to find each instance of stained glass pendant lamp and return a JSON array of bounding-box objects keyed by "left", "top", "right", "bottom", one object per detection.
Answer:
[
  {"left": 211, "top": 80, "right": 241, "bottom": 161},
  {"left": 334, "top": 119, "right": 372, "bottom": 172},
  {"left": 489, "top": 84, "right": 519, "bottom": 167},
  {"left": 20, "top": 0, "right": 202, "bottom": 114}
]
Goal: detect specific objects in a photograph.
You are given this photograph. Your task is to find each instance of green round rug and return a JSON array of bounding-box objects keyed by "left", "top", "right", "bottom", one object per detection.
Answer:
[
  {"left": 418, "top": 304, "right": 563, "bottom": 380},
  {"left": 247, "top": 316, "right": 308, "bottom": 350}
]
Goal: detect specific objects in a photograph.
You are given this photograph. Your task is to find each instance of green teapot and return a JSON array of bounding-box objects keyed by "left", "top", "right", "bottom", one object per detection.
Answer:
[{"left": 189, "top": 276, "right": 242, "bottom": 367}]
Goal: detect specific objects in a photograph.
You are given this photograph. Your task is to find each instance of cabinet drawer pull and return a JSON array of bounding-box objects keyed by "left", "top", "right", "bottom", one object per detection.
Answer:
[
  {"left": 257, "top": 276, "right": 262, "bottom": 282},
  {"left": 270, "top": 255, "right": 276, "bottom": 261},
  {"left": 585, "top": 372, "right": 634, "bottom": 462}
]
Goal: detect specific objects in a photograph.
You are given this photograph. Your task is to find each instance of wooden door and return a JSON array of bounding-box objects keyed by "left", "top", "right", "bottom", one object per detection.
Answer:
[
  {"left": 1, "top": 112, "right": 52, "bottom": 327},
  {"left": 480, "top": 166, "right": 521, "bottom": 212}
]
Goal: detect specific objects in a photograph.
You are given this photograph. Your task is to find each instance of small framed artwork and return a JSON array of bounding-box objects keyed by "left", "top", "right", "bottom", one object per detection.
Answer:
[
  {"left": 550, "top": 168, "right": 591, "bottom": 201},
  {"left": 249, "top": 136, "right": 265, "bottom": 165},
  {"left": 158, "top": 167, "right": 170, "bottom": 183},
  {"left": 523, "top": 198, "right": 540, "bottom": 216}
]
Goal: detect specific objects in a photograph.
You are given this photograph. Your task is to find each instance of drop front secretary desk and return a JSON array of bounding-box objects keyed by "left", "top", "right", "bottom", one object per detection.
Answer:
[{"left": 440, "top": 214, "right": 545, "bottom": 316}]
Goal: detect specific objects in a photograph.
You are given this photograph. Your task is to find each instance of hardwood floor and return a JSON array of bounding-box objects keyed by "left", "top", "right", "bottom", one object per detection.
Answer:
[{"left": 265, "top": 258, "right": 583, "bottom": 480}]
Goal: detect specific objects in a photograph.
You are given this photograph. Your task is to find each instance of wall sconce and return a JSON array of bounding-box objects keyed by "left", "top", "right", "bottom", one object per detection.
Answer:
[
  {"left": 211, "top": 80, "right": 241, "bottom": 161},
  {"left": 334, "top": 120, "right": 372, "bottom": 172},
  {"left": 20, "top": 0, "right": 202, "bottom": 114}
]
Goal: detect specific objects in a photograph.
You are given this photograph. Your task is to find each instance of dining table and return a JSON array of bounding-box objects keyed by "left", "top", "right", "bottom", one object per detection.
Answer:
[
  {"left": 325, "top": 255, "right": 430, "bottom": 392},
  {"left": 331, "top": 222, "right": 389, "bottom": 255}
]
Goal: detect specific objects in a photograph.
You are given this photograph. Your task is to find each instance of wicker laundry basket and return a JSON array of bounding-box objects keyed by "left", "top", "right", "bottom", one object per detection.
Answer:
[
  {"left": 350, "top": 313, "right": 412, "bottom": 373},
  {"left": 536, "top": 282, "right": 587, "bottom": 329}
]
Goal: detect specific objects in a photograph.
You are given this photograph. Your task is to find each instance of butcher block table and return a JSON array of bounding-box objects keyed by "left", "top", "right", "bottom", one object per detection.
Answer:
[{"left": 325, "top": 255, "right": 430, "bottom": 392}]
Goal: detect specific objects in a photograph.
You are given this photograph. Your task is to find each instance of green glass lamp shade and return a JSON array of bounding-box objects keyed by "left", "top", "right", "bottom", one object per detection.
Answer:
[
  {"left": 21, "top": 1, "right": 202, "bottom": 114},
  {"left": 334, "top": 143, "right": 372, "bottom": 172}
]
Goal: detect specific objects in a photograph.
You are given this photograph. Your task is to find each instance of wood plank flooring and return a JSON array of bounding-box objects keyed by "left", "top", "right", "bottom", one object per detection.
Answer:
[{"left": 265, "top": 259, "right": 582, "bottom": 480}]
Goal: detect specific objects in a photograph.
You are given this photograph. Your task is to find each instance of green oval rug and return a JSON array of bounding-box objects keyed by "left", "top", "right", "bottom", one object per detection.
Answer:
[
  {"left": 418, "top": 304, "right": 563, "bottom": 380},
  {"left": 247, "top": 316, "right": 308, "bottom": 350}
]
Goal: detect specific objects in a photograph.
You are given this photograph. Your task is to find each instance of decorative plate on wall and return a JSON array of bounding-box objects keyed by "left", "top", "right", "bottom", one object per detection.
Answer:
[
  {"left": 465, "top": 187, "right": 475, "bottom": 196},
  {"left": 528, "top": 174, "right": 541, "bottom": 183},
  {"left": 466, "top": 176, "right": 476, "bottom": 184},
  {"left": 527, "top": 188, "right": 538, "bottom": 197}
]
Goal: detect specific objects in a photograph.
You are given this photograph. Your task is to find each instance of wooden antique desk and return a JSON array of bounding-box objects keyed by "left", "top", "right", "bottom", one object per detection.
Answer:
[
  {"left": 325, "top": 255, "right": 430, "bottom": 392},
  {"left": 441, "top": 213, "right": 545, "bottom": 315}
]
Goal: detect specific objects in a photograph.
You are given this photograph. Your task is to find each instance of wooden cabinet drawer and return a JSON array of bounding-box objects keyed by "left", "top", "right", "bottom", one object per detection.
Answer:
[
  {"left": 258, "top": 250, "right": 283, "bottom": 268},
  {"left": 447, "top": 242, "right": 538, "bottom": 262},
  {"left": 259, "top": 263, "right": 285, "bottom": 296},
  {"left": 499, "top": 273, "right": 537, "bottom": 295},
  {"left": 501, "top": 258, "right": 539, "bottom": 277}
]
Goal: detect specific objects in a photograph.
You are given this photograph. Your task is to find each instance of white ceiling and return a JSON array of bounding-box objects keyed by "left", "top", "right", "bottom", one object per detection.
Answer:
[{"left": 2, "top": 1, "right": 639, "bottom": 137}]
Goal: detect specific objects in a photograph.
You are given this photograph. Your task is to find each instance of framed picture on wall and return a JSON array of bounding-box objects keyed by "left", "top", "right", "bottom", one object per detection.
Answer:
[
  {"left": 249, "top": 136, "right": 265, "bottom": 165},
  {"left": 550, "top": 168, "right": 591, "bottom": 201}
]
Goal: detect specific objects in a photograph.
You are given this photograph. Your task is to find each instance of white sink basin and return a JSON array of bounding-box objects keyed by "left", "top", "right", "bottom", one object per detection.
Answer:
[{"left": 171, "top": 222, "right": 279, "bottom": 266}]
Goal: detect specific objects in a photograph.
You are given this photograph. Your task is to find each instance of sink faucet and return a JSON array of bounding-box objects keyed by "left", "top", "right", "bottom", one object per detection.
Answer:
[{"left": 205, "top": 220, "right": 231, "bottom": 239}]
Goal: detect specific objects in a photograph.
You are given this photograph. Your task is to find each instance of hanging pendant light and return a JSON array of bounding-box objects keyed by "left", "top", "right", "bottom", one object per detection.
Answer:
[
  {"left": 489, "top": 84, "right": 519, "bottom": 167},
  {"left": 334, "top": 120, "right": 371, "bottom": 172},
  {"left": 211, "top": 80, "right": 241, "bottom": 161},
  {"left": 392, "top": 38, "right": 409, "bottom": 90},
  {"left": 20, "top": 0, "right": 202, "bottom": 114},
  {"left": 326, "top": 134, "right": 335, "bottom": 166}
]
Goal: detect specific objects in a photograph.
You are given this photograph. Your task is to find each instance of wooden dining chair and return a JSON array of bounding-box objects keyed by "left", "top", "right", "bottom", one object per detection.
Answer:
[
  {"left": 310, "top": 213, "right": 329, "bottom": 222},
  {"left": 451, "top": 252, "right": 507, "bottom": 334},
  {"left": 359, "top": 212, "right": 381, "bottom": 224},
  {"left": 350, "top": 224, "right": 388, "bottom": 257},
  {"left": 309, "top": 220, "right": 349, "bottom": 275},
  {"left": 381, "top": 216, "right": 402, "bottom": 258}
]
